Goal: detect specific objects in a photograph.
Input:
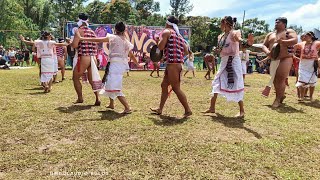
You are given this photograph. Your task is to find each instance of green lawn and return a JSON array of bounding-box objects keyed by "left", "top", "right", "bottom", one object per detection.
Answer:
[{"left": 1, "top": 68, "right": 320, "bottom": 179}]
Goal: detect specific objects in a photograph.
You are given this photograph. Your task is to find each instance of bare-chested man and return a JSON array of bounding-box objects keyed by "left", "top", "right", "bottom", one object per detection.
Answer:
[{"left": 261, "top": 17, "right": 298, "bottom": 108}]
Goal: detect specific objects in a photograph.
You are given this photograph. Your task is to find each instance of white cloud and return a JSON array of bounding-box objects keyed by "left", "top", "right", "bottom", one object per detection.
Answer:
[{"left": 281, "top": 0, "right": 320, "bottom": 31}]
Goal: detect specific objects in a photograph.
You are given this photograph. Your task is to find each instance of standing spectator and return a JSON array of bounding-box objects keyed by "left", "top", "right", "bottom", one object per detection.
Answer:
[
  {"left": 16, "top": 49, "right": 24, "bottom": 66},
  {"left": 22, "top": 47, "right": 30, "bottom": 67},
  {"left": 0, "top": 45, "right": 5, "bottom": 58},
  {"left": 8, "top": 47, "right": 17, "bottom": 66},
  {"left": 67, "top": 44, "right": 75, "bottom": 68}
]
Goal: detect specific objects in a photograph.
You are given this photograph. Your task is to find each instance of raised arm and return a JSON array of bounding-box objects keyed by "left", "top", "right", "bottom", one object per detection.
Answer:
[
  {"left": 80, "top": 36, "right": 109, "bottom": 43},
  {"left": 19, "top": 35, "right": 34, "bottom": 45},
  {"left": 54, "top": 42, "right": 69, "bottom": 47}
]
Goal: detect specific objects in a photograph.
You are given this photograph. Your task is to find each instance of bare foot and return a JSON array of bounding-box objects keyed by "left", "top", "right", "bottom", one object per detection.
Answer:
[
  {"left": 74, "top": 99, "right": 84, "bottom": 104},
  {"left": 94, "top": 100, "right": 101, "bottom": 106},
  {"left": 235, "top": 112, "right": 245, "bottom": 118},
  {"left": 202, "top": 109, "right": 215, "bottom": 113},
  {"left": 120, "top": 109, "right": 132, "bottom": 114},
  {"left": 106, "top": 105, "right": 114, "bottom": 109},
  {"left": 183, "top": 111, "right": 192, "bottom": 118},
  {"left": 150, "top": 108, "right": 162, "bottom": 115},
  {"left": 261, "top": 86, "right": 271, "bottom": 97},
  {"left": 271, "top": 99, "right": 281, "bottom": 108}
]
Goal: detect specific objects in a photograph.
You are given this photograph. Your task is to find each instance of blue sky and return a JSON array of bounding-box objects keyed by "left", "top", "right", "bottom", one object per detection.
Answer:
[{"left": 85, "top": 0, "right": 320, "bottom": 31}]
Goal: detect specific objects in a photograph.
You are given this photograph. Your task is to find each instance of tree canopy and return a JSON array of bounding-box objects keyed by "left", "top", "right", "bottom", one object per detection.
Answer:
[{"left": 0, "top": 0, "right": 304, "bottom": 49}]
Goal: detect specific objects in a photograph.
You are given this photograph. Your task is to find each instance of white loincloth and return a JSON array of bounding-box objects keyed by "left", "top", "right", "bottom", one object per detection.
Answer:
[{"left": 267, "top": 60, "right": 280, "bottom": 87}]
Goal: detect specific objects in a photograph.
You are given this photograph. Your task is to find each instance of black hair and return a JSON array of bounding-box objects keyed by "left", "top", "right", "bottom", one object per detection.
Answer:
[
  {"left": 275, "top": 17, "right": 287, "bottom": 28},
  {"left": 41, "top": 31, "right": 51, "bottom": 40},
  {"left": 223, "top": 16, "right": 237, "bottom": 27},
  {"left": 78, "top": 13, "right": 89, "bottom": 20},
  {"left": 167, "top": 16, "right": 179, "bottom": 25},
  {"left": 306, "top": 31, "right": 318, "bottom": 41},
  {"left": 115, "top": 22, "right": 126, "bottom": 33},
  {"left": 58, "top": 38, "right": 64, "bottom": 43}
]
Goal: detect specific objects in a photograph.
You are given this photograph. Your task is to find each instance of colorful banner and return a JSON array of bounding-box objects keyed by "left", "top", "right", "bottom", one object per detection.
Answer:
[{"left": 66, "top": 22, "right": 191, "bottom": 62}]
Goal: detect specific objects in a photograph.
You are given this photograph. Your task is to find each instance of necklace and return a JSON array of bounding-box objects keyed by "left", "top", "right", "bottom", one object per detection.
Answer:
[
  {"left": 217, "top": 32, "right": 229, "bottom": 53},
  {"left": 303, "top": 42, "right": 313, "bottom": 55}
]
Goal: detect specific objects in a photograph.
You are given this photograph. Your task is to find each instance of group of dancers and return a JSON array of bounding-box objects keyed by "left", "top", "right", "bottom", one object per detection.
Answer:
[{"left": 19, "top": 13, "right": 320, "bottom": 118}]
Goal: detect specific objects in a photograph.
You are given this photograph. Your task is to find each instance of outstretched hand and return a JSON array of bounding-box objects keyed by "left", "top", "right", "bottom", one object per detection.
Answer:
[{"left": 19, "top": 35, "right": 25, "bottom": 41}]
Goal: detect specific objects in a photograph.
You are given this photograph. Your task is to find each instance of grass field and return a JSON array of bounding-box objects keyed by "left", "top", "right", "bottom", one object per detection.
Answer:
[{"left": 1, "top": 67, "right": 320, "bottom": 179}]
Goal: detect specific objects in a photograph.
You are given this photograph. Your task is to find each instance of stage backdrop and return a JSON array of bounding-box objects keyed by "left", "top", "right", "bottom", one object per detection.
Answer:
[{"left": 66, "top": 22, "right": 191, "bottom": 66}]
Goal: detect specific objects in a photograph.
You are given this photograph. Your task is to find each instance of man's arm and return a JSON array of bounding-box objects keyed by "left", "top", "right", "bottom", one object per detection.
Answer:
[
  {"left": 262, "top": 32, "right": 272, "bottom": 55},
  {"left": 157, "top": 29, "right": 170, "bottom": 50},
  {"left": 279, "top": 29, "right": 298, "bottom": 46}
]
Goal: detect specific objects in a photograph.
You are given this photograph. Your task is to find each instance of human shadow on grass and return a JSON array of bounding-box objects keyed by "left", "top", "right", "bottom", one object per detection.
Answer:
[
  {"left": 264, "top": 104, "right": 305, "bottom": 113},
  {"left": 301, "top": 100, "right": 320, "bottom": 109},
  {"left": 206, "top": 113, "right": 262, "bottom": 139},
  {"left": 25, "top": 87, "right": 44, "bottom": 91},
  {"left": 97, "top": 110, "right": 127, "bottom": 121},
  {"left": 29, "top": 91, "right": 46, "bottom": 95},
  {"left": 149, "top": 114, "right": 188, "bottom": 126},
  {"left": 55, "top": 105, "right": 94, "bottom": 114}
]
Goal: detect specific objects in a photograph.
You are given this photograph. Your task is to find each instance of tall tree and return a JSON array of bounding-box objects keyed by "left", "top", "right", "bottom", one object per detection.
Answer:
[
  {"left": 135, "top": 0, "right": 160, "bottom": 21},
  {"left": 242, "top": 18, "right": 270, "bottom": 37},
  {"left": 50, "top": 0, "right": 87, "bottom": 35},
  {"left": 0, "top": 0, "right": 39, "bottom": 46},
  {"left": 101, "top": 0, "right": 133, "bottom": 24},
  {"left": 169, "top": 0, "right": 193, "bottom": 20},
  {"left": 185, "top": 16, "right": 213, "bottom": 51},
  {"left": 85, "top": 0, "right": 107, "bottom": 24}
]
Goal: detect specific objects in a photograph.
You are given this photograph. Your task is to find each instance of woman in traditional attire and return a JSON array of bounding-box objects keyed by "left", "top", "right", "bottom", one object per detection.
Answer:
[
  {"left": 294, "top": 31, "right": 320, "bottom": 101},
  {"left": 183, "top": 49, "right": 195, "bottom": 77},
  {"left": 20, "top": 32, "right": 68, "bottom": 92},
  {"left": 203, "top": 16, "right": 253, "bottom": 118},
  {"left": 79, "top": 22, "right": 141, "bottom": 114}
]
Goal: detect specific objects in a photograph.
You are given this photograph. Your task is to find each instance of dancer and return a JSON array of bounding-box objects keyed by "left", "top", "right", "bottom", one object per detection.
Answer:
[
  {"left": 239, "top": 46, "right": 251, "bottom": 81},
  {"left": 261, "top": 17, "right": 298, "bottom": 107},
  {"left": 150, "top": 59, "right": 161, "bottom": 77},
  {"left": 69, "top": 13, "right": 102, "bottom": 106},
  {"left": 56, "top": 38, "right": 67, "bottom": 81},
  {"left": 294, "top": 31, "right": 320, "bottom": 101},
  {"left": 203, "top": 16, "right": 254, "bottom": 118},
  {"left": 184, "top": 49, "right": 195, "bottom": 77},
  {"left": 20, "top": 32, "right": 68, "bottom": 92},
  {"left": 204, "top": 54, "right": 215, "bottom": 79},
  {"left": 78, "top": 22, "right": 142, "bottom": 114},
  {"left": 150, "top": 16, "right": 192, "bottom": 117}
]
